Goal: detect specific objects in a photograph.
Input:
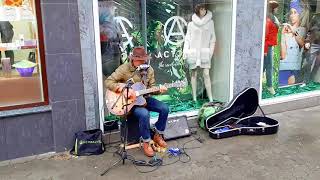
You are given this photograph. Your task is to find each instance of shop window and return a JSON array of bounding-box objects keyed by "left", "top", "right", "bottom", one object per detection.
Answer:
[
  {"left": 0, "top": 0, "right": 48, "bottom": 110},
  {"left": 99, "top": 0, "right": 142, "bottom": 78},
  {"left": 261, "top": 0, "right": 320, "bottom": 99},
  {"left": 146, "top": 0, "right": 234, "bottom": 113},
  {"left": 99, "top": 0, "right": 143, "bottom": 121},
  {"left": 101, "top": 0, "right": 234, "bottom": 120}
]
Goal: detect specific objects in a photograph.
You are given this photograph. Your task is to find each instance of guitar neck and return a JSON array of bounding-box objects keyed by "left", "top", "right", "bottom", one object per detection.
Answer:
[
  {"left": 139, "top": 87, "right": 160, "bottom": 95},
  {"left": 137, "top": 83, "right": 179, "bottom": 96}
]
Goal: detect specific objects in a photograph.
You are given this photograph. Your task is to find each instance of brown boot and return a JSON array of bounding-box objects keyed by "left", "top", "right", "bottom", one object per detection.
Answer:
[
  {"left": 153, "top": 133, "right": 167, "bottom": 148},
  {"left": 143, "top": 142, "right": 154, "bottom": 157}
]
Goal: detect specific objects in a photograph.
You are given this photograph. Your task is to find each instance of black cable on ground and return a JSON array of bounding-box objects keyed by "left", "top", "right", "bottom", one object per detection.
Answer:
[
  {"left": 133, "top": 133, "right": 204, "bottom": 173},
  {"left": 102, "top": 117, "right": 204, "bottom": 174}
]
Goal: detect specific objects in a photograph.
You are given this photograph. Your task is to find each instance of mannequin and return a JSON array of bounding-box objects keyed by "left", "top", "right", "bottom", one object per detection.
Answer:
[
  {"left": 264, "top": 0, "right": 279, "bottom": 95},
  {"left": 279, "top": 0, "right": 309, "bottom": 86},
  {"left": 183, "top": 3, "right": 216, "bottom": 102}
]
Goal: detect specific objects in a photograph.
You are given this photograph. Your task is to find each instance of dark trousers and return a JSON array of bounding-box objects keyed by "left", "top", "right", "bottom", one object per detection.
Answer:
[
  {"left": 128, "top": 97, "right": 169, "bottom": 142},
  {"left": 263, "top": 46, "right": 273, "bottom": 87}
]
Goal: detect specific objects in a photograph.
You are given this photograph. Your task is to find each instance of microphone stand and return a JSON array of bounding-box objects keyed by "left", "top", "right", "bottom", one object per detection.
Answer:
[
  {"left": 101, "top": 64, "right": 151, "bottom": 176},
  {"left": 101, "top": 79, "right": 136, "bottom": 176}
]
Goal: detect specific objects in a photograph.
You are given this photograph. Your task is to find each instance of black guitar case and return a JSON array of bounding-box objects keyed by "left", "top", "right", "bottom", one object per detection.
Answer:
[{"left": 206, "top": 87, "right": 279, "bottom": 139}]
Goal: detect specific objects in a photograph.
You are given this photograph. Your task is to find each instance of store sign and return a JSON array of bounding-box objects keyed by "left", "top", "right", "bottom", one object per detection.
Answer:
[
  {"left": 154, "top": 49, "right": 177, "bottom": 59},
  {"left": 110, "top": 15, "right": 188, "bottom": 48},
  {"left": 114, "top": 16, "right": 134, "bottom": 48},
  {"left": 164, "top": 16, "right": 187, "bottom": 46},
  {"left": 99, "top": 11, "right": 187, "bottom": 82}
]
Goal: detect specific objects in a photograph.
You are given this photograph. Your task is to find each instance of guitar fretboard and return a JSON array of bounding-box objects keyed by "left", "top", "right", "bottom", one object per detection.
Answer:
[{"left": 137, "top": 83, "right": 182, "bottom": 96}]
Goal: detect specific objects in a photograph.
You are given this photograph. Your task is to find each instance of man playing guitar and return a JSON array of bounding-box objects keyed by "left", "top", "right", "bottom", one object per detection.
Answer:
[{"left": 105, "top": 46, "right": 169, "bottom": 157}]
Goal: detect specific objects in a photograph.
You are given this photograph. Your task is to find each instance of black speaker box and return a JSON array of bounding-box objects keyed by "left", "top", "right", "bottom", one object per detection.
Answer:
[{"left": 122, "top": 115, "right": 191, "bottom": 144}]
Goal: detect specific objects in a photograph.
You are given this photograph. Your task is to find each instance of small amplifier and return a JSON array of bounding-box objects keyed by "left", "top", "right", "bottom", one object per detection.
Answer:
[
  {"left": 164, "top": 115, "right": 191, "bottom": 140},
  {"left": 122, "top": 115, "right": 191, "bottom": 144}
]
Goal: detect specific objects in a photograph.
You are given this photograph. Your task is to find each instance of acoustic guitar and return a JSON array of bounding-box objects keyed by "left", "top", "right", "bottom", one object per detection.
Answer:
[{"left": 106, "top": 80, "right": 186, "bottom": 116}]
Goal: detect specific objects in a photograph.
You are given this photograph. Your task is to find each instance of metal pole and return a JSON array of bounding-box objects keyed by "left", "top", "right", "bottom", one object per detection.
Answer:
[{"left": 141, "top": 0, "right": 148, "bottom": 51}]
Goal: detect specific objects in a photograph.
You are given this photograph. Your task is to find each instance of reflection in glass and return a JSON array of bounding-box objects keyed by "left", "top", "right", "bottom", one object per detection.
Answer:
[
  {"left": 146, "top": 0, "right": 233, "bottom": 113},
  {"left": 98, "top": 0, "right": 143, "bottom": 78},
  {"left": 99, "top": 1, "right": 122, "bottom": 77}
]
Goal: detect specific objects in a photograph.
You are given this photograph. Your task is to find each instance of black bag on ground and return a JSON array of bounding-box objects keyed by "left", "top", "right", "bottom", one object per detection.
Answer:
[
  {"left": 70, "top": 129, "right": 105, "bottom": 156},
  {"left": 206, "top": 87, "right": 279, "bottom": 139}
]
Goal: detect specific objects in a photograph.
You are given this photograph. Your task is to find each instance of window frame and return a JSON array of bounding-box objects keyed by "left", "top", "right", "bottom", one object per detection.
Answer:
[
  {"left": 0, "top": 0, "right": 49, "bottom": 111},
  {"left": 259, "top": 0, "right": 320, "bottom": 104}
]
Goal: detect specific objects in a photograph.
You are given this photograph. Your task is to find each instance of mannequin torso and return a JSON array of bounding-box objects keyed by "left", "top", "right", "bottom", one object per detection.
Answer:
[
  {"left": 183, "top": 9, "right": 216, "bottom": 102},
  {"left": 184, "top": 10, "right": 216, "bottom": 69}
]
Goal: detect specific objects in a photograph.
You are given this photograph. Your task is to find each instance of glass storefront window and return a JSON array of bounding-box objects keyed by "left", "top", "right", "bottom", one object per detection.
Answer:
[
  {"left": 0, "top": 0, "right": 48, "bottom": 110},
  {"left": 99, "top": 0, "right": 143, "bottom": 78},
  {"left": 146, "top": 0, "right": 233, "bottom": 113},
  {"left": 262, "top": 0, "right": 320, "bottom": 99},
  {"left": 101, "top": 0, "right": 234, "bottom": 119},
  {"left": 99, "top": 0, "right": 143, "bottom": 121}
]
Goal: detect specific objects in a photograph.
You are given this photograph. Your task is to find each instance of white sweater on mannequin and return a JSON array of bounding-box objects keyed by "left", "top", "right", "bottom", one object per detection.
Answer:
[
  {"left": 183, "top": 10, "right": 216, "bottom": 70},
  {"left": 183, "top": 10, "right": 216, "bottom": 102}
]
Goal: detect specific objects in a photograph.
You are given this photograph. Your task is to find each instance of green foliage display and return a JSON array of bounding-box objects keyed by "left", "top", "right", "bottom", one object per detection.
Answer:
[
  {"left": 145, "top": 0, "right": 212, "bottom": 112},
  {"left": 105, "top": 0, "right": 214, "bottom": 122}
]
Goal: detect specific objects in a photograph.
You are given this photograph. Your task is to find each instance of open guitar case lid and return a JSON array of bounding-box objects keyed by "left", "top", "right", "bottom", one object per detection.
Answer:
[{"left": 206, "top": 87, "right": 279, "bottom": 139}]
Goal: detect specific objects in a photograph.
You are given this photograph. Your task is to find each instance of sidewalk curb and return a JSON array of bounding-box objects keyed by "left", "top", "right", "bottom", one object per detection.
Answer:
[
  {"left": 0, "top": 152, "right": 56, "bottom": 167},
  {"left": 0, "top": 115, "right": 199, "bottom": 167}
]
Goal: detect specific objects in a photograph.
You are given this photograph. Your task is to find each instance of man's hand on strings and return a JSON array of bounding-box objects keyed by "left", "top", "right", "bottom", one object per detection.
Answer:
[{"left": 116, "top": 86, "right": 136, "bottom": 99}]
